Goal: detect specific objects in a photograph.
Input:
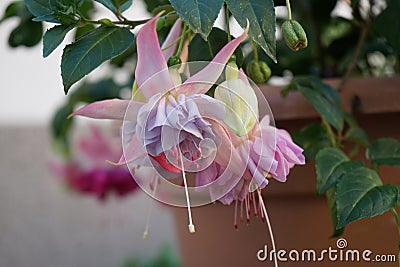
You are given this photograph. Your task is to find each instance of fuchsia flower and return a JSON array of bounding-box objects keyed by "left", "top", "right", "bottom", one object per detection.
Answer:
[
  {"left": 71, "top": 15, "right": 248, "bottom": 176},
  {"left": 50, "top": 126, "right": 138, "bottom": 201},
  {"left": 68, "top": 15, "right": 305, "bottom": 234},
  {"left": 196, "top": 63, "right": 305, "bottom": 205}
]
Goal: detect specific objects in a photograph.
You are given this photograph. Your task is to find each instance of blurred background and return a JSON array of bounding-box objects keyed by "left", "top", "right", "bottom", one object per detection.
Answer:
[{"left": 0, "top": 1, "right": 181, "bottom": 267}]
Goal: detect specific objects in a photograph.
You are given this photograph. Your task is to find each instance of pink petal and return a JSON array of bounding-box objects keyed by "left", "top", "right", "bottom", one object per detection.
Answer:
[
  {"left": 178, "top": 26, "right": 249, "bottom": 95},
  {"left": 70, "top": 99, "right": 143, "bottom": 121},
  {"left": 161, "top": 19, "right": 182, "bottom": 59},
  {"left": 114, "top": 133, "right": 147, "bottom": 165},
  {"left": 211, "top": 120, "right": 246, "bottom": 177},
  {"left": 135, "top": 15, "right": 175, "bottom": 99}
]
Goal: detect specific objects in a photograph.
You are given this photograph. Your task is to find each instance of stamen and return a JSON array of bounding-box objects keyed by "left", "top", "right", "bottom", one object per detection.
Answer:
[
  {"left": 234, "top": 200, "right": 238, "bottom": 229},
  {"left": 252, "top": 191, "right": 258, "bottom": 216},
  {"left": 257, "top": 189, "right": 278, "bottom": 267},
  {"left": 143, "top": 176, "right": 159, "bottom": 240},
  {"left": 240, "top": 200, "right": 244, "bottom": 222},
  {"left": 245, "top": 195, "right": 250, "bottom": 224},
  {"left": 179, "top": 150, "right": 196, "bottom": 233}
]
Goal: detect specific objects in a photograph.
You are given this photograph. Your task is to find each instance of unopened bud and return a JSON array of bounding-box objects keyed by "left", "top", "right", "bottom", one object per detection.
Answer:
[
  {"left": 282, "top": 20, "right": 308, "bottom": 51},
  {"left": 246, "top": 60, "right": 271, "bottom": 84}
]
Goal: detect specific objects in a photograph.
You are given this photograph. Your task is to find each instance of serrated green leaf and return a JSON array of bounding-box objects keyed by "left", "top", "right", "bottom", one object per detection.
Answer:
[
  {"left": 291, "top": 123, "right": 331, "bottom": 161},
  {"left": 43, "top": 24, "right": 75, "bottom": 57},
  {"left": 366, "top": 138, "right": 400, "bottom": 166},
  {"left": 336, "top": 167, "right": 398, "bottom": 228},
  {"left": 298, "top": 85, "right": 344, "bottom": 131},
  {"left": 321, "top": 161, "right": 364, "bottom": 195},
  {"left": 226, "top": 0, "right": 276, "bottom": 62},
  {"left": 283, "top": 77, "right": 344, "bottom": 131},
  {"left": 316, "top": 147, "right": 348, "bottom": 195},
  {"left": 25, "top": 0, "right": 82, "bottom": 23},
  {"left": 326, "top": 188, "right": 344, "bottom": 237},
  {"left": 94, "top": 0, "right": 132, "bottom": 14},
  {"left": 61, "top": 26, "right": 134, "bottom": 93},
  {"left": 170, "top": 0, "right": 224, "bottom": 39},
  {"left": 24, "top": 0, "right": 57, "bottom": 18}
]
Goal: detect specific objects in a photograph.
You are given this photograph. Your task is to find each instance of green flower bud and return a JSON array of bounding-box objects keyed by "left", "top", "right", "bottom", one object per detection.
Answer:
[
  {"left": 246, "top": 60, "right": 271, "bottom": 84},
  {"left": 156, "top": 17, "right": 167, "bottom": 31},
  {"left": 281, "top": 20, "right": 308, "bottom": 51},
  {"left": 98, "top": 18, "right": 115, "bottom": 27},
  {"left": 167, "top": 56, "right": 182, "bottom": 68}
]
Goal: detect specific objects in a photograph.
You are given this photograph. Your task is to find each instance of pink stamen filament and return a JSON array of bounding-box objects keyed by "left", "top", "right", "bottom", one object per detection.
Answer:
[{"left": 234, "top": 200, "right": 238, "bottom": 229}]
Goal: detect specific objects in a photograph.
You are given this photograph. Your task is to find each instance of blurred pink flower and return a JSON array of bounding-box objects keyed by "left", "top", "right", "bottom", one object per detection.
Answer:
[{"left": 50, "top": 126, "right": 138, "bottom": 201}]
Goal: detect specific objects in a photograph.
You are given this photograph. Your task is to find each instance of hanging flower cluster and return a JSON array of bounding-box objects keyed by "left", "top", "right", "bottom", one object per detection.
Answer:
[{"left": 70, "top": 15, "right": 305, "bottom": 232}]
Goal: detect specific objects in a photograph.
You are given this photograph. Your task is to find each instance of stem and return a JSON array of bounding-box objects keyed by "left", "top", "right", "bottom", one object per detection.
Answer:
[
  {"left": 392, "top": 208, "right": 400, "bottom": 236},
  {"left": 251, "top": 41, "right": 259, "bottom": 61},
  {"left": 225, "top": 4, "right": 231, "bottom": 42},
  {"left": 286, "top": 0, "right": 292, "bottom": 20},
  {"left": 322, "top": 118, "right": 337, "bottom": 148},
  {"left": 338, "top": 0, "right": 371, "bottom": 91},
  {"left": 175, "top": 24, "right": 187, "bottom": 57}
]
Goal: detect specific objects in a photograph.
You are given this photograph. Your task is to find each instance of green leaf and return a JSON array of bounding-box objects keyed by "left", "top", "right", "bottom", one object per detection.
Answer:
[
  {"left": 336, "top": 167, "right": 398, "bottom": 228},
  {"left": 94, "top": 0, "right": 132, "bottom": 15},
  {"left": 24, "top": 0, "right": 57, "bottom": 18},
  {"left": 316, "top": 147, "right": 348, "bottom": 195},
  {"left": 69, "top": 78, "right": 123, "bottom": 104},
  {"left": 343, "top": 113, "right": 369, "bottom": 146},
  {"left": 170, "top": 0, "right": 224, "bottom": 39},
  {"left": 322, "top": 161, "right": 364, "bottom": 195},
  {"left": 226, "top": 0, "right": 276, "bottom": 62},
  {"left": 326, "top": 188, "right": 344, "bottom": 237},
  {"left": 1, "top": 1, "right": 25, "bottom": 22},
  {"left": 51, "top": 103, "right": 74, "bottom": 143},
  {"left": 61, "top": 26, "right": 134, "bottom": 93},
  {"left": 43, "top": 24, "right": 75, "bottom": 57},
  {"left": 291, "top": 123, "right": 331, "bottom": 161},
  {"left": 188, "top": 27, "right": 243, "bottom": 66},
  {"left": 366, "top": 138, "right": 400, "bottom": 166},
  {"left": 8, "top": 19, "right": 43, "bottom": 47},
  {"left": 298, "top": 85, "right": 344, "bottom": 131},
  {"left": 25, "top": 0, "right": 82, "bottom": 23},
  {"left": 283, "top": 77, "right": 344, "bottom": 131}
]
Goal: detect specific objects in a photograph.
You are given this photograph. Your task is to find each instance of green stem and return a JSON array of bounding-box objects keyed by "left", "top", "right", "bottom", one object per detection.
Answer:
[
  {"left": 392, "top": 208, "right": 400, "bottom": 235},
  {"left": 252, "top": 41, "right": 259, "bottom": 61},
  {"left": 286, "top": 0, "right": 292, "bottom": 20},
  {"left": 225, "top": 4, "right": 231, "bottom": 42},
  {"left": 322, "top": 118, "right": 337, "bottom": 148},
  {"left": 175, "top": 24, "right": 187, "bottom": 57}
]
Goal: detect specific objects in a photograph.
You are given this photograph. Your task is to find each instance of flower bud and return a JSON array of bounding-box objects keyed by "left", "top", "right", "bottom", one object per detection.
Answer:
[
  {"left": 98, "top": 18, "right": 115, "bottom": 27},
  {"left": 156, "top": 16, "right": 167, "bottom": 31},
  {"left": 214, "top": 66, "right": 259, "bottom": 137},
  {"left": 246, "top": 60, "right": 271, "bottom": 84},
  {"left": 167, "top": 55, "right": 182, "bottom": 68},
  {"left": 281, "top": 20, "right": 308, "bottom": 51}
]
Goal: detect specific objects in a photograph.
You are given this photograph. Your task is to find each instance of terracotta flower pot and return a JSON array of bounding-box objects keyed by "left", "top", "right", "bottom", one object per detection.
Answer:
[{"left": 170, "top": 77, "right": 400, "bottom": 267}]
